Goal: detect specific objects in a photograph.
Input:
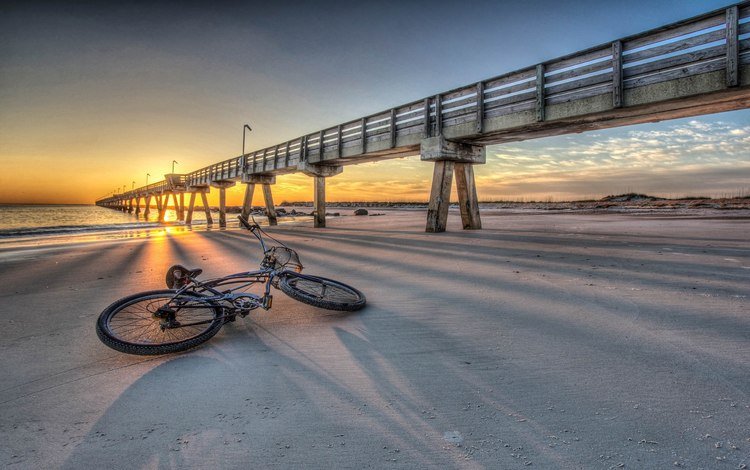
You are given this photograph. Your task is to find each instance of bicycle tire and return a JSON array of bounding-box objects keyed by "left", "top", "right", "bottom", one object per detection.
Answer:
[
  {"left": 96, "top": 289, "right": 224, "bottom": 355},
  {"left": 278, "top": 272, "right": 366, "bottom": 311}
]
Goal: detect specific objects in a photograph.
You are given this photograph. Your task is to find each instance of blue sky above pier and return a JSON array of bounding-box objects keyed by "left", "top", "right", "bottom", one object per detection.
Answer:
[{"left": 0, "top": 0, "right": 748, "bottom": 203}]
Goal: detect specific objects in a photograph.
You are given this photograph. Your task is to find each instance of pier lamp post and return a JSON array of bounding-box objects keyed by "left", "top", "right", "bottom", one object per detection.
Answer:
[
  {"left": 132, "top": 181, "right": 135, "bottom": 190},
  {"left": 146, "top": 173, "right": 150, "bottom": 186},
  {"left": 172, "top": 160, "right": 178, "bottom": 173},
  {"left": 242, "top": 124, "right": 252, "bottom": 156}
]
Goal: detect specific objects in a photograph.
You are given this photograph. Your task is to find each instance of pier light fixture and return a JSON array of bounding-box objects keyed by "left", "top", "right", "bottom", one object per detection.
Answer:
[
  {"left": 242, "top": 123, "right": 252, "bottom": 156},
  {"left": 172, "top": 160, "right": 178, "bottom": 173},
  {"left": 146, "top": 173, "right": 150, "bottom": 185},
  {"left": 132, "top": 181, "right": 135, "bottom": 190}
]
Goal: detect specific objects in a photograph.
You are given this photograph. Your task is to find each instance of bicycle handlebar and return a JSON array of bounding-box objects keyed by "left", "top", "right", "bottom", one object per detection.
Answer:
[
  {"left": 238, "top": 215, "right": 267, "bottom": 252},
  {"left": 237, "top": 214, "right": 254, "bottom": 230}
]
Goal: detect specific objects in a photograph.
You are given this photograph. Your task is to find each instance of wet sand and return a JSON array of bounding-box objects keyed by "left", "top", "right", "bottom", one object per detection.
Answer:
[{"left": 1, "top": 210, "right": 748, "bottom": 469}]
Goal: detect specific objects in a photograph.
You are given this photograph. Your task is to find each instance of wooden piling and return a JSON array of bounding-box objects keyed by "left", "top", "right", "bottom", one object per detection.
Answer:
[
  {"left": 425, "top": 161, "right": 454, "bottom": 233},
  {"left": 262, "top": 183, "right": 278, "bottom": 226},
  {"left": 158, "top": 193, "right": 169, "bottom": 222},
  {"left": 241, "top": 183, "right": 255, "bottom": 219},
  {"left": 219, "top": 188, "right": 227, "bottom": 228},
  {"left": 178, "top": 193, "right": 185, "bottom": 221},
  {"left": 454, "top": 163, "right": 482, "bottom": 230},
  {"left": 185, "top": 192, "right": 197, "bottom": 224},
  {"left": 200, "top": 192, "right": 213, "bottom": 225}
]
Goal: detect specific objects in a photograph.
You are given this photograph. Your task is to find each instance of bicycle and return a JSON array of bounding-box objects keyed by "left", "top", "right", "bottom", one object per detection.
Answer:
[{"left": 96, "top": 215, "right": 366, "bottom": 355}]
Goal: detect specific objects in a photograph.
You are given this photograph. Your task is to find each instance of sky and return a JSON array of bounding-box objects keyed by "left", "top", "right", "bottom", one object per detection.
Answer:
[{"left": 0, "top": 0, "right": 748, "bottom": 205}]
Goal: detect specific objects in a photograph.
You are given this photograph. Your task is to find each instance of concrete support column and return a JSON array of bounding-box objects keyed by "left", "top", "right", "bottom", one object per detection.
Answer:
[
  {"left": 135, "top": 197, "right": 141, "bottom": 216},
  {"left": 421, "top": 136, "right": 485, "bottom": 233},
  {"left": 144, "top": 195, "right": 152, "bottom": 218},
  {"left": 297, "top": 162, "right": 343, "bottom": 229}
]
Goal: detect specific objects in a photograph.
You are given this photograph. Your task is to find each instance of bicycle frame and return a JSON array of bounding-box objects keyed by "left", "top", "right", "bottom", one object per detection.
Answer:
[{"left": 157, "top": 216, "right": 296, "bottom": 328}]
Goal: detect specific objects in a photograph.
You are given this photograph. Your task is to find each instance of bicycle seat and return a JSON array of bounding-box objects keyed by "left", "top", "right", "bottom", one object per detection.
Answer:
[{"left": 166, "top": 264, "right": 203, "bottom": 289}]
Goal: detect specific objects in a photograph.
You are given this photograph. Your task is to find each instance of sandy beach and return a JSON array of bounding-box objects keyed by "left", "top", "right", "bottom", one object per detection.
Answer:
[{"left": 1, "top": 209, "right": 748, "bottom": 469}]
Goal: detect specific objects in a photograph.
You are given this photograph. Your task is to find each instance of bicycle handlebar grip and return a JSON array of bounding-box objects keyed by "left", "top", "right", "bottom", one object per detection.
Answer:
[{"left": 237, "top": 215, "right": 253, "bottom": 230}]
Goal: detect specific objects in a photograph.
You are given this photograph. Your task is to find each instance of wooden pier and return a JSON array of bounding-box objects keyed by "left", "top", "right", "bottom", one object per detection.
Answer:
[{"left": 97, "top": 2, "right": 750, "bottom": 231}]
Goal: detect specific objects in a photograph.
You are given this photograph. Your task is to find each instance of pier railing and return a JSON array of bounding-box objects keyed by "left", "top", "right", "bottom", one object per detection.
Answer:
[{"left": 97, "top": 2, "right": 749, "bottom": 206}]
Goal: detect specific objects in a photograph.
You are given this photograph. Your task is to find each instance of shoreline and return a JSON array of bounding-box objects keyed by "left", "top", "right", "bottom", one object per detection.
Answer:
[{"left": 1, "top": 205, "right": 749, "bottom": 254}]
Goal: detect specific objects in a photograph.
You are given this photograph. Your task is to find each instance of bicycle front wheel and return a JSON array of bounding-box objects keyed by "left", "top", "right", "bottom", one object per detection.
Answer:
[
  {"left": 96, "top": 289, "right": 224, "bottom": 355},
  {"left": 278, "top": 272, "right": 366, "bottom": 311}
]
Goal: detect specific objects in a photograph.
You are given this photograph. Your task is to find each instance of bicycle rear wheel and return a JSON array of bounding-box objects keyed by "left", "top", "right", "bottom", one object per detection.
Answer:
[
  {"left": 278, "top": 272, "right": 366, "bottom": 311},
  {"left": 96, "top": 289, "right": 223, "bottom": 355}
]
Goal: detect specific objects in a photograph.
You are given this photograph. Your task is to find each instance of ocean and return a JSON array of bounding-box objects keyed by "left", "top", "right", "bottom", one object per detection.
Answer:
[{"left": 0, "top": 204, "right": 277, "bottom": 248}]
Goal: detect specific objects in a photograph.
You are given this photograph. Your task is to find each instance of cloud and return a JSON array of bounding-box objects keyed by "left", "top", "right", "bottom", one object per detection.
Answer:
[{"left": 481, "top": 119, "right": 750, "bottom": 199}]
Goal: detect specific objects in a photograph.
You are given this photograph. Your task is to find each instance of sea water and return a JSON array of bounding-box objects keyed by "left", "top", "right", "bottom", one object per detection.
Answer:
[
  {"left": 0, "top": 204, "right": 223, "bottom": 248},
  {"left": 0, "top": 204, "right": 311, "bottom": 249}
]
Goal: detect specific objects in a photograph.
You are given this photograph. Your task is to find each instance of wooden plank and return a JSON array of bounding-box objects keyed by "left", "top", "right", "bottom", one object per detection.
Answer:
[
  {"left": 624, "top": 57, "right": 725, "bottom": 88},
  {"left": 546, "top": 83, "right": 612, "bottom": 105},
  {"left": 545, "top": 58, "right": 612, "bottom": 85},
  {"left": 476, "top": 82, "right": 485, "bottom": 133},
  {"left": 435, "top": 94, "right": 443, "bottom": 136},
  {"left": 484, "top": 69, "right": 536, "bottom": 92},
  {"left": 546, "top": 47, "right": 611, "bottom": 73},
  {"left": 536, "top": 64, "right": 545, "bottom": 122},
  {"left": 318, "top": 130, "right": 325, "bottom": 158},
  {"left": 443, "top": 86, "right": 476, "bottom": 103},
  {"left": 624, "top": 13, "right": 724, "bottom": 51},
  {"left": 613, "top": 41, "right": 623, "bottom": 108},
  {"left": 484, "top": 90, "right": 537, "bottom": 108},
  {"left": 545, "top": 71, "right": 612, "bottom": 96},
  {"left": 284, "top": 141, "right": 290, "bottom": 167},
  {"left": 727, "top": 6, "right": 739, "bottom": 87},
  {"left": 442, "top": 106, "right": 478, "bottom": 121},
  {"left": 624, "top": 28, "right": 725, "bottom": 64},
  {"left": 440, "top": 94, "right": 477, "bottom": 114},
  {"left": 484, "top": 99, "right": 536, "bottom": 119},
  {"left": 623, "top": 44, "right": 725, "bottom": 78},
  {"left": 484, "top": 80, "right": 536, "bottom": 100}
]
